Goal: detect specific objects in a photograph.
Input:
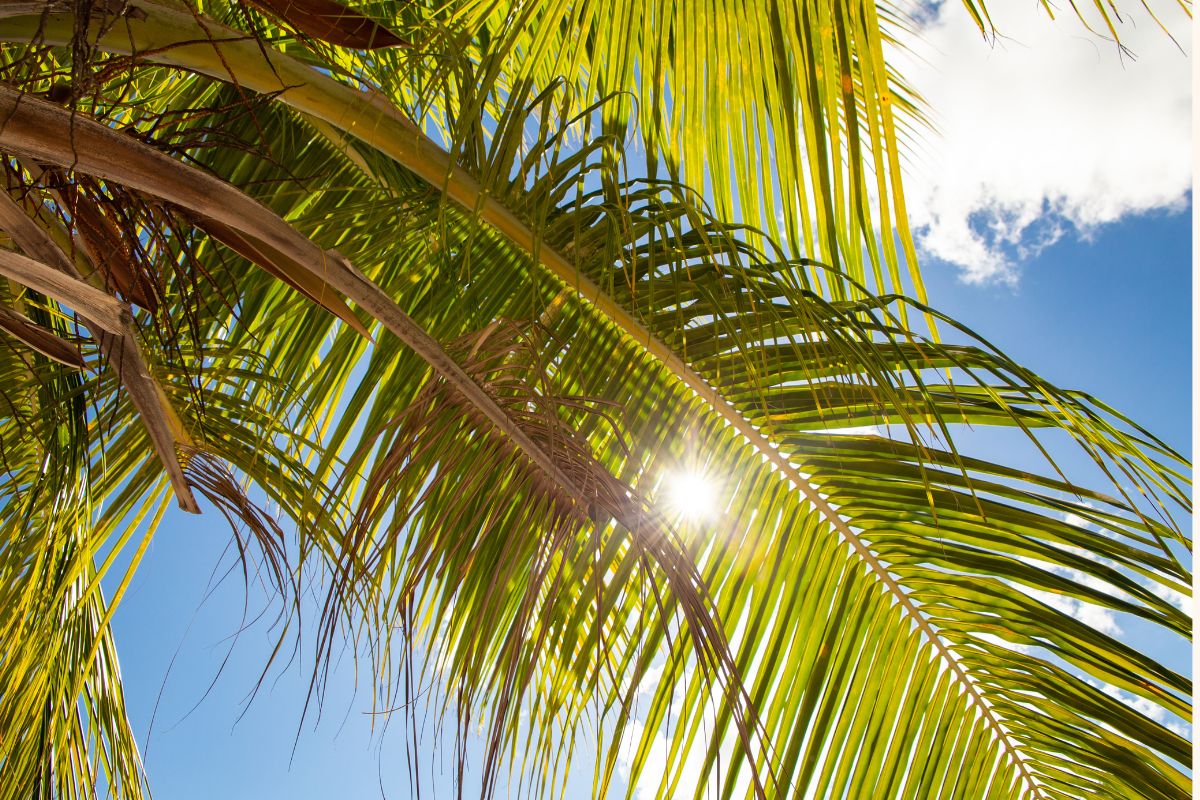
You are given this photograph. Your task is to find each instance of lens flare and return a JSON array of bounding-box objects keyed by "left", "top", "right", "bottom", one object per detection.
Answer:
[{"left": 665, "top": 470, "right": 719, "bottom": 521}]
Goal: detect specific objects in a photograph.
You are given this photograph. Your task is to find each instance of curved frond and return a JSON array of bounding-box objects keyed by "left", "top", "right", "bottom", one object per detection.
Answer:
[{"left": 0, "top": 2, "right": 1188, "bottom": 799}]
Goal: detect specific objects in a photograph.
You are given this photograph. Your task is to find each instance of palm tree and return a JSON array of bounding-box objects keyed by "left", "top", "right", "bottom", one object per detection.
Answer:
[{"left": 0, "top": 0, "right": 1190, "bottom": 798}]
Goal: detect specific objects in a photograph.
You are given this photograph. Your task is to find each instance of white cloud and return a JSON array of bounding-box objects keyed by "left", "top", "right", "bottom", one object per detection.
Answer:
[
  {"left": 619, "top": 660, "right": 666, "bottom": 702},
  {"left": 1056, "top": 510, "right": 1194, "bottom": 619},
  {"left": 976, "top": 631, "right": 1032, "bottom": 655},
  {"left": 1018, "top": 522, "right": 1124, "bottom": 636},
  {"left": 1093, "top": 679, "right": 1190, "bottom": 738},
  {"left": 1151, "top": 582, "right": 1193, "bottom": 618},
  {"left": 819, "top": 425, "right": 882, "bottom": 436},
  {"left": 616, "top": 716, "right": 706, "bottom": 800},
  {"left": 616, "top": 692, "right": 753, "bottom": 800},
  {"left": 888, "top": 0, "right": 1192, "bottom": 283},
  {"left": 1012, "top": 508, "right": 1194, "bottom": 636},
  {"left": 1025, "top": 585, "right": 1123, "bottom": 635},
  {"left": 1061, "top": 511, "right": 1092, "bottom": 531}
]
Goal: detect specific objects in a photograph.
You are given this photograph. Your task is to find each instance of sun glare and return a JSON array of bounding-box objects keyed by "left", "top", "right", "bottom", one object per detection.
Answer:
[{"left": 666, "top": 470, "right": 719, "bottom": 521}]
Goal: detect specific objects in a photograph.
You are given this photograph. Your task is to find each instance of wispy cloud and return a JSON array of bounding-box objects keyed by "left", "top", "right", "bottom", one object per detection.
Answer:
[
  {"left": 888, "top": 0, "right": 1192, "bottom": 284},
  {"left": 1014, "top": 507, "right": 1193, "bottom": 638},
  {"left": 617, "top": 708, "right": 720, "bottom": 800},
  {"left": 1093, "top": 679, "right": 1190, "bottom": 739},
  {"left": 1024, "top": 585, "right": 1124, "bottom": 636}
]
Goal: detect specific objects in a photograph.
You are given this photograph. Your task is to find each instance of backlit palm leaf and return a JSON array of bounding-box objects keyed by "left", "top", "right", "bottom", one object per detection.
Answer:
[{"left": 0, "top": 1, "right": 1189, "bottom": 799}]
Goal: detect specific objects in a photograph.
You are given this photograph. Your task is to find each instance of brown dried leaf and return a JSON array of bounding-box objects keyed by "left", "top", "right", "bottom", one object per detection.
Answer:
[
  {"left": 244, "top": 0, "right": 406, "bottom": 49},
  {"left": 0, "top": 190, "right": 200, "bottom": 513},
  {"left": 0, "top": 88, "right": 371, "bottom": 343},
  {"left": 0, "top": 248, "right": 130, "bottom": 332},
  {"left": 0, "top": 305, "right": 85, "bottom": 367},
  {"left": 59, "top": 183, "right": 160, "bottom": 312},
  {"left": 195, "top": 216, "right": 373, "bottom": 340}
]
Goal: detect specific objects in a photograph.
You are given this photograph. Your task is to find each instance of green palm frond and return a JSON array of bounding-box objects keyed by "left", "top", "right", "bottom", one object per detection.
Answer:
[{"left": 0, "top": 1, "right": 1189, "bottom": 798}]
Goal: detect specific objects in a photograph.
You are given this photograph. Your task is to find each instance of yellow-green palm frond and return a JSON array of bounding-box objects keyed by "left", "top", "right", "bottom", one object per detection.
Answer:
[{"left": 0, "top": 2, "right": 1189, "bottom": 799}]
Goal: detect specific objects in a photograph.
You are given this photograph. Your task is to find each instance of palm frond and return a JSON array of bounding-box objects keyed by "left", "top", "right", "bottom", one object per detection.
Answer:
[{"left": 0, "top": 2, "right": 1189, "bottom": 799}]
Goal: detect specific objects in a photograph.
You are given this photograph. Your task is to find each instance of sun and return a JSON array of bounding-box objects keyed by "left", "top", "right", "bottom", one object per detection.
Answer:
[{"left": 665, "top": 470, "right": 720, "bottom": 521}]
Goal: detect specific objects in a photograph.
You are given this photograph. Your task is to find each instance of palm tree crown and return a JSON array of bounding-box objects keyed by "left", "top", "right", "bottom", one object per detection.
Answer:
[{"left": 0, "top": 0, "right": 1190, "bottom": 798}]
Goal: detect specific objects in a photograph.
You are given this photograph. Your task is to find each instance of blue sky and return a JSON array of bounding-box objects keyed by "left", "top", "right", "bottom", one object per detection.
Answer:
[
  {"left": 108, "top": 201, "right": 1192, "bottom": 798},
  {"left": 888, "top": 0, "right": 1192, "bottom": 286},
  {"left": 104, "top": 2, "right": 1192, "bottom": 796}
]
